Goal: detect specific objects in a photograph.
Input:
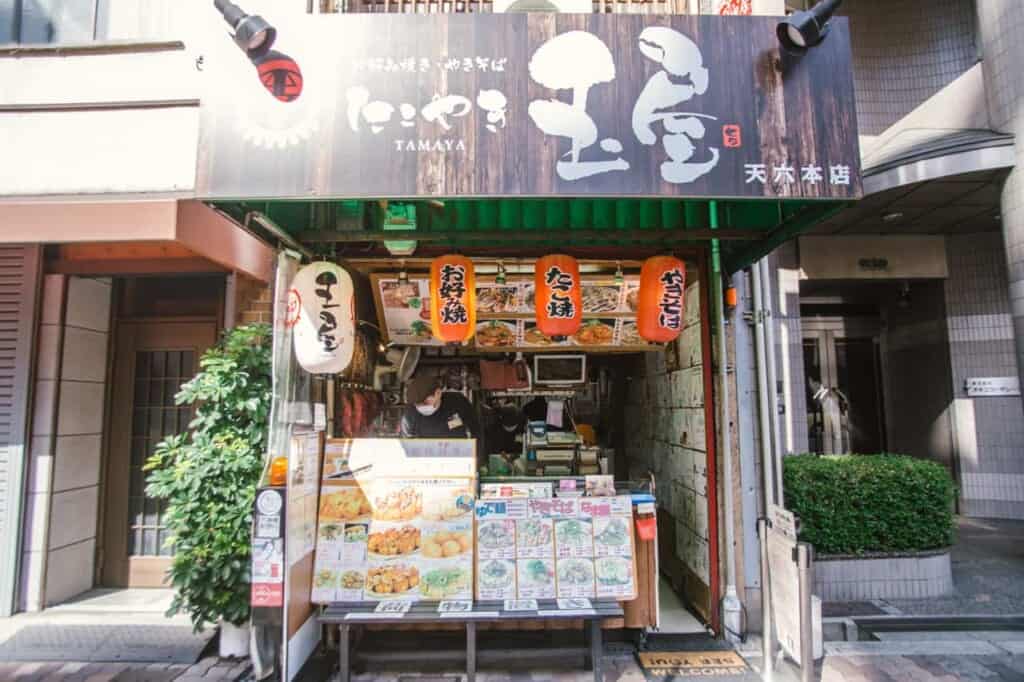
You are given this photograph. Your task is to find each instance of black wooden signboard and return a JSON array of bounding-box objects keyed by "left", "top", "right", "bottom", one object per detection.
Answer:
[{"left": 196, "top": 13, "right": 861, "bottom": 200}]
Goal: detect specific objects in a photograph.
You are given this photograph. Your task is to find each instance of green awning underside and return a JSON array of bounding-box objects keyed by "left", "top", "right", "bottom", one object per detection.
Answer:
[{"left": 212, "top": 197, "right": 850, "bottom": 273}]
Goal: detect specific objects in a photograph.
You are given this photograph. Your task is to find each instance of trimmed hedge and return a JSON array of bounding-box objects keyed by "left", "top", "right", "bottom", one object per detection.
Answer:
[{"left": 783, "top": 454, "right": 956, "bottom": 555}]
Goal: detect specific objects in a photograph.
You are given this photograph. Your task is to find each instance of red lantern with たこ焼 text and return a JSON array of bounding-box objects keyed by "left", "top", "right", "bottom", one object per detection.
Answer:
[
  {"left": 535, "top": 254, "right": 582, "bottom": 339},
  {"left": 637, "top": 256, "right": 687, "bottom": 343},
  {"left": 430, "top": 255, "right": 476, "bottom": 343}
]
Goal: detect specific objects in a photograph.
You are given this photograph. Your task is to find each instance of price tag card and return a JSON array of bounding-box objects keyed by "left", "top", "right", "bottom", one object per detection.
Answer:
[
  {"left": 503, "top": 599, "right": 539, "bottom": 612},
  {"left": 374, "top": 600, "right": 412, "bottom": 615},
  {"left": 438, "top": 600, "right": 474, "bottom": 614},
  {"left": 558, "top": 598, "right": 592, "bottom": 610}
]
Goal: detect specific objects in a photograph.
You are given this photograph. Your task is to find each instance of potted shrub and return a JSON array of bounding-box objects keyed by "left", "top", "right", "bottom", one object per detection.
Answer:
[
  {"left": 784, "top": 453, "right": 957, "bottom": 601},
  {"left": 146, "top": 323, "right": 272, "bottom": 657}
]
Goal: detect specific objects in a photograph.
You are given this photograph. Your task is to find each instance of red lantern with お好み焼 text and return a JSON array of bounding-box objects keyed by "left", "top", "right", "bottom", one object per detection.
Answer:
[
  {"left": 430, "top": 255, "right": 476, "bottom": 343},
  {"left": 637, "top": 256, "right": 687, "bottom": 343},
  {"left": 535, "top": 254, "right": 582, "bottom": 339}
]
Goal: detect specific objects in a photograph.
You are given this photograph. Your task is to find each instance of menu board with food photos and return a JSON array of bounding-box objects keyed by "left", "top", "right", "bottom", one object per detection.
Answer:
[
  {"left": 312, "top": 439, "right": 476, "bottom": 603},
  {"left": 474, "top": 496, "right": 636, "bottom": 601},
  {"left": 372, "top": 274, "right": 661, "bottom": 351}
]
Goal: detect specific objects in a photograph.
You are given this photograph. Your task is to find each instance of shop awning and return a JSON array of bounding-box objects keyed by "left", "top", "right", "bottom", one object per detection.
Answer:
[{"left": 211, "top": 197, "right": 848, "bottom": 275}]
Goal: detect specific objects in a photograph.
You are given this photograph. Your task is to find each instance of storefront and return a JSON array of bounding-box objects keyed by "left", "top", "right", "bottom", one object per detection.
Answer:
[{"left": 192, "top": 6, "right": 860, "bottom": 680}]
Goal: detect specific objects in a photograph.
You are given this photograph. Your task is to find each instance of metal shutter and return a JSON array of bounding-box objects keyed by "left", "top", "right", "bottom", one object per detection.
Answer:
[{"left": 0, "top": 246, "right": 41, "bottom": 617}]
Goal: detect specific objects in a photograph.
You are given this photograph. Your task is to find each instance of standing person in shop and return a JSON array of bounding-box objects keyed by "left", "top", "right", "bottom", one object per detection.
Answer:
[{"left": 401, "top": 375, "right": 480, "bottom": 440}]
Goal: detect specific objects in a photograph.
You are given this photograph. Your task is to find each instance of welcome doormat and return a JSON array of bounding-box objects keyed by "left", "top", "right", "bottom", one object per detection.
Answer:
[{"left": 637, "top": 650, "right": 758, "bottom": 681}]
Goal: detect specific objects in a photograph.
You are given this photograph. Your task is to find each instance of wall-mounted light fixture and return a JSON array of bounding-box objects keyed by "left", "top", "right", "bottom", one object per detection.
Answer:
[
  {"left": 777, "top": 0, "right": 843, "bottom": 56},
  {"left": 214, "top": 0, "right": 277, "bottom": 59}
]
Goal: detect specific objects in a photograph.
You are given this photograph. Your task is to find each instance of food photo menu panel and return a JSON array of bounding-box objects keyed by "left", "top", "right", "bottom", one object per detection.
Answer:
[
  {"left": 312, "top": 439, "right": 476, "bottom": 603},
  {"left": 474, "top": 495, "right": 636, "bottom": 601}
]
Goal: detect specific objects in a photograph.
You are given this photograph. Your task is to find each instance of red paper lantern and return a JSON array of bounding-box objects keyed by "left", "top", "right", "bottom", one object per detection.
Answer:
[
  {"left": 637, "top": 256, "right": 687, "bottom": 343},
  {"left": 535, "top": 254, "right": 582, "bottom": 338},
  {"left": 430, "top": 255, "right": 476, "bottom": 343}
]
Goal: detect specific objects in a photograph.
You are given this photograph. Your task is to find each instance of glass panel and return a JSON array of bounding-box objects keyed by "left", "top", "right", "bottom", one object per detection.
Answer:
[
  {"left": 802, "top": 339, "right": 825, "bottom": 455},
  {"left": 129, "top": 496, "right": 144, "bottom": 527},
  {"left": 151, "top": 351, "right": 166, "bottom": 378},
  {"left": 18, "top": 0, "right": 97, "bottom": 44},
  {"left": 834, "top": 338, "right": 884, "bottom": 454},
  {"left": 166, "top": 351, "right": 180, "bottom": 380},
  {"left": 158, "top": 528, "right": 172, "bottom": 556},
  {"left": 142, "top": 529, "right": 157, "bottom": 556},
  {"left": 144, "top": 496, "right": 159, "bottom": 527},
  {"left": 127, "top": 347, "right": 203, "bottom": 557}
]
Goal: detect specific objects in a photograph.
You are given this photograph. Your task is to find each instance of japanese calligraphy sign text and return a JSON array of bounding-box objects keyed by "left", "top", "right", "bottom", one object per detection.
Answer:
[
  {"left": 290, "top": 262, "right": 356, "bottom": 374},
  {"left": 535, "top": 255, "right": 582, "bottom": 338},
  {"left": 197, "top": 14, "right": 861, "bottom": 200},
  {"left": 430, "top": 254, "right": 476, "bottom": 343}
]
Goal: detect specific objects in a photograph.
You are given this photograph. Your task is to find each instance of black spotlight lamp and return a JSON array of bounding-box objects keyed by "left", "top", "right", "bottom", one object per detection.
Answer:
[
  {"left": 214, "top": 0, "right": 277, "bottom": 59},
  {"left": 776, "top": 0, "right": 843, "bottom": 56}
]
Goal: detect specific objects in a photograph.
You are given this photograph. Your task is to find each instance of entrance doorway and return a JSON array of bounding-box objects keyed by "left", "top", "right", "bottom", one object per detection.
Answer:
[
  {"left": 101, "top": 275, "right": 224, "bottom": 588},
  {"left": 802, "top": 318, "right": 886, "bottom": 455},
  {"left": 102, "top": 320, "right": 217, "bottom": 587}
]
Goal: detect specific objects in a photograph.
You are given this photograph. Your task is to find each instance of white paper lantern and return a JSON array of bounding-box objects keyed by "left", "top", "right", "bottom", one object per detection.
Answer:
[{"left": 289, "top": 262, "right": 355, "bottom": 374}]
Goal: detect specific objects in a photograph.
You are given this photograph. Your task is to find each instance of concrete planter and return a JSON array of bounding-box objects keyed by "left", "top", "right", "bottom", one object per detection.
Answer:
[
  {"left": 813, "top": 548, "right": 953, "bottom": 601},
  {"left": 219, "top": 620, "right": 250, "bottom": 659}
]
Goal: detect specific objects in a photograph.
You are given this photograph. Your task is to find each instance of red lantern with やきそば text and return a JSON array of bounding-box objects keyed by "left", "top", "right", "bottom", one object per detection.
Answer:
[
  {"left": 429, "top": 255, "right": 476, "bottom": 343},
  {"left": 534, "top": 254, "right": 582, "bottom": 339},
  {"left": 637, "top": 256, "right": 687, "bottom": 343}
]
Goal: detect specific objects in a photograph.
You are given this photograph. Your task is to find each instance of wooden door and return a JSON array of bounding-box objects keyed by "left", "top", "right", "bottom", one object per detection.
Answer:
[{"left": 102, "top": 320, "right": 217, "bottom": 588}]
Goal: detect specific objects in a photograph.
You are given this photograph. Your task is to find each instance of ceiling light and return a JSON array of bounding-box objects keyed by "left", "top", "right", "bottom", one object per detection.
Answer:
[
  {"left": 214, "top": 0, "right": 276, "bottom": 59},
  {"left": 881, "top": 211, "right": 904, "bottom": 223},
  {"left": 777, "top": 0, "right": 843, "bottom": 56}
]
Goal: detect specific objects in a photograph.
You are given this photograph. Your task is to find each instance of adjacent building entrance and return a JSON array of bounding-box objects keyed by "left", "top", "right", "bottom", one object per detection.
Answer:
[
  {"left": 802, "top": 317, "right": 886, "bottom": 455},
  {"left": 101, "top": 276, "right": 224, "bottom": 588}
]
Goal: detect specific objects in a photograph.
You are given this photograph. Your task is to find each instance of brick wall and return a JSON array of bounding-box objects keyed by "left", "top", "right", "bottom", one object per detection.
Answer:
[{"left": 236, "top": 276, "right": 273, "bottom": 326}]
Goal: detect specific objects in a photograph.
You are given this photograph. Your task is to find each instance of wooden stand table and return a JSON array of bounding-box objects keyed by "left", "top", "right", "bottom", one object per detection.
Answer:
[{"left": 320, "top": 600, "right": 624, "bottom": 682}]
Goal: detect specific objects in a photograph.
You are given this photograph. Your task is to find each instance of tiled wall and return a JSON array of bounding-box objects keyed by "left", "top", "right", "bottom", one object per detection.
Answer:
[
  {"left": 624, "top": 272, "right": 711, "bottom": 588},
  {"left": 944, "top": 232, "right": 1024, "bottom": 518},
  {"left": 841, "top": 0, "right": 977, "bottom": 136},
  {"left": 21, "top": 276, "right": 112, "bottom": 611},
  {"left": 977, "top": 2, "right": 1024, "bottom": 505}
]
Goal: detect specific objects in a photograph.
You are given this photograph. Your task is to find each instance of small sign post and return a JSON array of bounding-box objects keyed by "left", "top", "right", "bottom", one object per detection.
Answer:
[{"left": 761, "top": 504, "right": 815, "bottom": 682}]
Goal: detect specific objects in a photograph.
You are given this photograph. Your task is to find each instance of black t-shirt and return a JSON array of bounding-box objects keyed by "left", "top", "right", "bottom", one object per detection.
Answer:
[{"left": 400, "top": 392, "right": 479, "bottom": 439}]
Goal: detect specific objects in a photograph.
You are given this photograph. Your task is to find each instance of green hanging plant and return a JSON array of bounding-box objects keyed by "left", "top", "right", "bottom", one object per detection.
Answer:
[{"left": 146, "top": 323, "right": 272, "bottom": 631}]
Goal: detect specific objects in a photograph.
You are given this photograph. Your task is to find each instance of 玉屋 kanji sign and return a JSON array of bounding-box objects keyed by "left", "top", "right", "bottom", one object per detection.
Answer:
[{"left": 196, "top": 13, "right": 860, "bottom": 200}]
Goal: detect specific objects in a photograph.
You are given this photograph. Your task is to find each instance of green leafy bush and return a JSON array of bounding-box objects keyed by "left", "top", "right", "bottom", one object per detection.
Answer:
[
  {"left": 146, "top": 323, "right": 272, "bottom": 630},
  {"left": 783, "top": 454, "right": 956, "bottom": 555}
]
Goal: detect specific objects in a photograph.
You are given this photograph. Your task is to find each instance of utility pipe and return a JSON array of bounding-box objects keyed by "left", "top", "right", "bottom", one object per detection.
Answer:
[
  {"left": 711, "top": 202, "right": 742, "bottom": 643},
  {"left": 751, "top": 262, "right": 776, "bottom": 509},
  {"left": 759, "top": 259, "right": 785, "bottom": 504}
]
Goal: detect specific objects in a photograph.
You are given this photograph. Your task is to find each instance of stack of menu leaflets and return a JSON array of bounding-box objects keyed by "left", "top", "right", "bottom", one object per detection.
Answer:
[{"left": 474, "top": 495, "right": 636, "bottom": 601}]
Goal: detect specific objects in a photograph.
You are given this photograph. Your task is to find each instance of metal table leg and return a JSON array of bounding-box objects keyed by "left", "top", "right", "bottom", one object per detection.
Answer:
[
  {"left": 339, "top": 623, "right": 351, "bottom": 682},
  {"left": 589, "top": 620, "right": 602, "bottom": 682},
  {"left": 466, "top": 621, "right": 477, "bottom": 682}
]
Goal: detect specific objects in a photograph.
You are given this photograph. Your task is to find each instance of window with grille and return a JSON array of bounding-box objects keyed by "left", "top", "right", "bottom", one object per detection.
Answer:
[{"left": 127, "top": 349, "right": 196, "bottom": 557}]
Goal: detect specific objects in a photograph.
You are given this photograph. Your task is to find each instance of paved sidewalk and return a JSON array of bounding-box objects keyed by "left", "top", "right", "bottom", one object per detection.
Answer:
[{"left": 0, "top": 657, "right": 251, "bottom": 681}]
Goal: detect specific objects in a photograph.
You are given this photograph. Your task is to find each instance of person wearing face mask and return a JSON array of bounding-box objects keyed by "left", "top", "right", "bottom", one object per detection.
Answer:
[{"left": 400, "top": 376, "right": 479, "bottom": 439}]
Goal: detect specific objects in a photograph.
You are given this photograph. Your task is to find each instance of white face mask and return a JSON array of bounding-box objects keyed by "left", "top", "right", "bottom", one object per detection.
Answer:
[{"left": 416, "top": 403, "right": 439, "bottom": 416}]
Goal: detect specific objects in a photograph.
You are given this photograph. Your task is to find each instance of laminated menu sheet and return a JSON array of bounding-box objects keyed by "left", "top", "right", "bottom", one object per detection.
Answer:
[
  {"left": 312, "top": 438, "right": 476, "bottom": 604},
  {"left": 474, "top": 495, "right": 636, "bottom": 601}
]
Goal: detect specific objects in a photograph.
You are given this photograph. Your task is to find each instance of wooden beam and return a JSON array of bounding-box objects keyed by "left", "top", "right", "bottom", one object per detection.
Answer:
[
  {"left": 47, "top": 258, "right": 223, "bottom": 276},
  {"left": 298, "top": 228, "right": 762, "bottom": 243}
]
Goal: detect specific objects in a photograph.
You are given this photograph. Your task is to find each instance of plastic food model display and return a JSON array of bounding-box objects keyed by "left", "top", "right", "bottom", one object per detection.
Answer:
[
  {"left": 366, "top": 564, "right": 420, "bottom": 596},
  {"left": 367, "top": 526, "right": 421, "bottom": 556},
  {"left": 422, "top": 530, "right": 472, "bottom": 558},
  {"left": 372, "top": 487, "right": 423, "bottom": 521},
  {"left": 319, "top": 488, "right": 371, "bottom": 522}
]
